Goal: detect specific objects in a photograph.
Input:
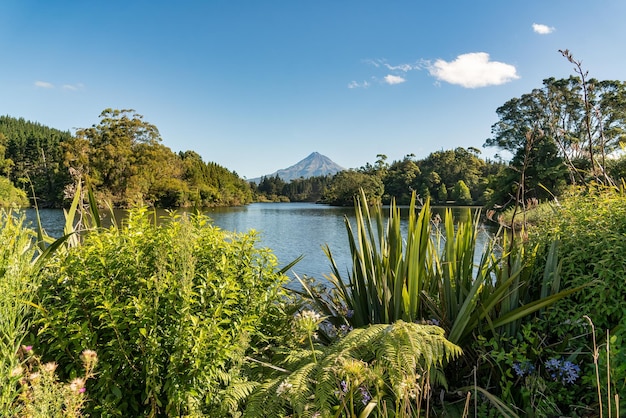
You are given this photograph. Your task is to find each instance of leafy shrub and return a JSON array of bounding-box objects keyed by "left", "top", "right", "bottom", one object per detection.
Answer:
[
  {"left": 528, "top": 186, "right": 626, "bottom": 411},
  {"left": 477, "top": 321, "right": 592, "bottom": 417},
  {"left": 34, "top": 209, "right": 290, "bottom": 417},
  {"left": 0, "top": 177, "right": 28, "bottom": 208}
]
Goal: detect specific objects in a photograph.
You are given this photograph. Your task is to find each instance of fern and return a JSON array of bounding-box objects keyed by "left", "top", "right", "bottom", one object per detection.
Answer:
[{"left": 243, "top": 321, "right": 462, "bottom": 417}]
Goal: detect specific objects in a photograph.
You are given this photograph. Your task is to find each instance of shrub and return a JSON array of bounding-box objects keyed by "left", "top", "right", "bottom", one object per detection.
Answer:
[
  {"left": 0, "top": 177, "right": 28, "bottom": 208},
  {"left": 528, "top": 186, "right": 626, "bottom": 411},
  {"left": 34, "top": 208, "right": 290, "bottom": 417}
]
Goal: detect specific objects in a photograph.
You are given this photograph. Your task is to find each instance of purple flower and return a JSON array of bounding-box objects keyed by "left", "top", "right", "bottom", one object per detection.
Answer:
[
  {"left": 340, "top": 380, "right": 348, "bottom": 393},
  {"left": 544, "top": 357, "right": 580, "bottom": 384},
  {"left": 512, "top": 361, "right": 535, "bottom": 377},
  {"left": 359, "top": 386, "right": 371, "bottom": 405}
]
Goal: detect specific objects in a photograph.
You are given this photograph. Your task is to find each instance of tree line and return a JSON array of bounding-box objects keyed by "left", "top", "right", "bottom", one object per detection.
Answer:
[
  {"left": 1, "top": 68, "right": 625, "bottom": 209},
  {"left": 0, "top": 110, "right": 253, "bottom": 208}
]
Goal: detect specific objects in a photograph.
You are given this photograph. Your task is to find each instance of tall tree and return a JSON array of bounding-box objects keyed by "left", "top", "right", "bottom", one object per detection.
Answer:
[
  {"left": 485, "top": 75, "right": 626, "bottom": 187},
  {"left": 74, "top": 109, "right": 162, "bottom": 205},
  {"left": 323, "top": 170, "right": 383, "bottom": 206}
]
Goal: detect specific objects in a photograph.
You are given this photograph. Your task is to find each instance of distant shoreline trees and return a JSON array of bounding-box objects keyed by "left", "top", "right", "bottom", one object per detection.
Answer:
[{"left": 2, "top": 68, "right": 626, "bottom": 211}]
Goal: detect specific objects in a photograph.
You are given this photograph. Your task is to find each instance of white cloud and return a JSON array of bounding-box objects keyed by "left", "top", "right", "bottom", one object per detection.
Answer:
[
  {"left": 384, "top": 74, "right": 406, "bottom": 85},
  {"left": 365, "top": 59, "right": 421, "bottom": 72},
  {"left": 532, "top": 23, "right": 555, "bottom": 34},
  {"left": 34, "top": 81, "right": 54, "bottom": 88},
  {"left": 383, "top": 62, "right": 420, "bottom": 72},
  {"left": 348, "top": 80, "right": 370, "bottom": 89},
  {"left": 427, "top": 52, "right": 519, "bottom": 88},
  {"left": 62, "top": 83, "right": 84, "bottom": 91}
]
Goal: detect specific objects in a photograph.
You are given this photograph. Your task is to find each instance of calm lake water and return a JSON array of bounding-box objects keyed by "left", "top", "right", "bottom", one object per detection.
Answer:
[{"left": 21, "top": 203, "right": 494, "bottom": 284}]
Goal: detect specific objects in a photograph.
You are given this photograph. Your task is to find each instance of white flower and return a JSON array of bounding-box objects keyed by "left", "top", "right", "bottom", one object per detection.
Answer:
[{"left": 276, "top": 380, "right": 293, "bottom": 396}]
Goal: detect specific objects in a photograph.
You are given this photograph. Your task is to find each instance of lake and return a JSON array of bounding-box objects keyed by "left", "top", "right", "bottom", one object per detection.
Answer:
[{"left": 21, "top": 203, "right": 494, "bottom": 284}]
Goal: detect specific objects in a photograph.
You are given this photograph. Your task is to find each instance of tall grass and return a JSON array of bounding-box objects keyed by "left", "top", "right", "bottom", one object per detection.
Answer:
[{"left": 0, "top": 212, "right": 42, "bottom": 416}]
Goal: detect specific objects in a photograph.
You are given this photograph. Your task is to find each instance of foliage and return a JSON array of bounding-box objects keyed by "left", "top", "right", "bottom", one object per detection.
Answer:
[
  {"left": 0, "top": 176, "right": 29, "bottom": 207},
  {"left": 298, "top": 190, "right": 584, "bottom": 414},
  {"left": 0, "top": 116, "right": 72, "bottom": 207},
  {"left": 243, "top": 320, "right": 462, "bottom": 417},
  {"left": 322, "top": 170, "right": 384, "bottom": 206},
  {"left": 13, "top": 347, "right": 97, "bottom": 418},
  {"left": 0, "top": 112, "right": 254, "bottom": 209},
  {"left": 34, "top": 208, "right": 291, "bottom": 417},
  {"left": 484, "top": 71, "right": 626, "bottom": 202},
  {"left": 253, "top": 174, "right": 333, "bottom": 202},
  {"left": 528, "top": 186, "right": 626, "bottom": 410},
  {"left": 477, "top": 321, "right": 591, "bottom": 417},
  {"left": 452, "top": 180, "right": 472, "bottom": 205},
  {"left": 320, "top": 190, "right": 576, "bottom": 345},
  {"left": 0, "top": 213, "right": 37, "bottom": 415}
]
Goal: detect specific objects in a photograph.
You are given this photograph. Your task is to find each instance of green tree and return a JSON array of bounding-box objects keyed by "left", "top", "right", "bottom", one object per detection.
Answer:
[
  {"left": 323, "top": 170, "right": 383, "bottom": 206},
  {"left": 0, "top": 116, "right": 72, "bottom": 207},
  {"left": 74, "top": 108, "right": 162, "bottom": 205},
  {"left": 452, "top": 180, "right": 472, "bottom": 205},
  {"left": 485, "top": 75, "right": 626, "bottom": 188},
  {"left": 383, "top": 155, "right": 420, "bottom": 204},
  {"left": 437, "top": 183, "right": 448, "bottom": 202},
  {"left": 418, "top": 148, "right": 486, "bottom": 201}
]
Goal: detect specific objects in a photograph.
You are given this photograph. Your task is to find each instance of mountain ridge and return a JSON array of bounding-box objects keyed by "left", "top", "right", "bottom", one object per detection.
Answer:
[{"left": 249, "top": 152, "right": 345, "bottom": 183}]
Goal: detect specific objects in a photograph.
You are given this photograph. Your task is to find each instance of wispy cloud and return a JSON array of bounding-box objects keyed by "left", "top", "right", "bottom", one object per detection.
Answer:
[
  {"left": 384, "top": 74, "right": 406, "bottom": 85},
  {"left": 348, "top": 80, "right": 370, "bottom": 89},
  {"left": 365, "top": 59, "right": 421, "bottom": 72},
  {"left": 34, "top": 80, "right": 84, "bottom": 91},
  {"left": 62, "top": 83, "right": 84, "bottom": 91},
  {"left": 35, "top": 81, "right": 54, "bottom": 88},
  {"left": 532, "top": 23, "right": 555, "bottom": 35},
  {"left": 426, "top": 52, "right": 519, "bottom": 88}
]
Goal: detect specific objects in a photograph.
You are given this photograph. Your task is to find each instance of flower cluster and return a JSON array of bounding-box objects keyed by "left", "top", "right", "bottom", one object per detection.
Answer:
[
  {"left": 545, "top": 358, "right": 581, "bottom": 384},
  {"left": 13, "top": 346, "right": 98, "bottom": 416},
  {"left": 512, "top": 360, "right": 536, "bottom": 377},
  {"left": 294, "top": 310, "right": 323, "bottom": 334},
  {"left": 359, "top": 386, "right": 372, "bottom": 405},
  {"left": 276, "top": 380, "right": 293, "bottom": 397}
]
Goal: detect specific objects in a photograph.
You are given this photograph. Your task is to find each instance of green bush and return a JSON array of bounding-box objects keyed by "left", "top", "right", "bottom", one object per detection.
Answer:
[
  {"left": 528, "top": 186, "right": 626, "bottom": 412},
  {"left": 0, "top": 177, "right": 28, "bottom": 208},
  {"left": 34, "top": 209, "right": 290, "bottom": 417}
]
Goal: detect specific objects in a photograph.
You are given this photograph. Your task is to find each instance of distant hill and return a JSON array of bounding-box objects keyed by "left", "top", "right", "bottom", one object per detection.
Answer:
[{"left": 250, "top": 152, "right": 345, "bottom": 183}]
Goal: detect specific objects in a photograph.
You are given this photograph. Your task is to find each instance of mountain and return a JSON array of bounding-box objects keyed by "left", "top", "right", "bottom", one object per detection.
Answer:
[{"left": 250, "top": 152, "right": 345, "bottom": 183}]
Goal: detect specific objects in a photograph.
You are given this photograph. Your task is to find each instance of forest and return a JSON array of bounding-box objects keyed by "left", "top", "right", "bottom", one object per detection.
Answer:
[{"left": 1, "top": 72, "right": 626, "bottom": 212}]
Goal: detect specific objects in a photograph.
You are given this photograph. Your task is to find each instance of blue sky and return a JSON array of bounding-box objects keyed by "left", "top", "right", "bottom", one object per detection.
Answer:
[{"left": 1, "top": 1, "right": 625, "bottom": 179}]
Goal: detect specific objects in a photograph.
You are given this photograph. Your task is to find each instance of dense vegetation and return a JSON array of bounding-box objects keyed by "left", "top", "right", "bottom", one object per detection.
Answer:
[
  {"left": 0, "top": 111, "right": 253, "bottom": 208},
  {"left": 0, "top": 51, "right": 625, "bottom": 416},
  {"left": 0, "top": 182, "right": 623, "bottom": 416}
]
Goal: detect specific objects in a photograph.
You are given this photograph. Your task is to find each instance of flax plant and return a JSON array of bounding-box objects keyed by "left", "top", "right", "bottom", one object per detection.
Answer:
[
  {"left": 320, "top": 190, "right": 582, "bottom": 348},
  {"left": 322, "top": 189, "right": 436, "bottom": 327}
]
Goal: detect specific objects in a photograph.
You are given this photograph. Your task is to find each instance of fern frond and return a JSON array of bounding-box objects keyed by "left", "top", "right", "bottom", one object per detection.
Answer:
[
  {"left": 245, "top": 321, "right": 462, "bottom": 416},
  {"left": 221, "top": 379, "right": 259, "bottom": 415}
]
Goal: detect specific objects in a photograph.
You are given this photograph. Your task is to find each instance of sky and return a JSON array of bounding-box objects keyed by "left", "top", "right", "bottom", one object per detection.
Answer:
[{"left": 1, "top": 1, "right": 626, "bottom": 179}]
